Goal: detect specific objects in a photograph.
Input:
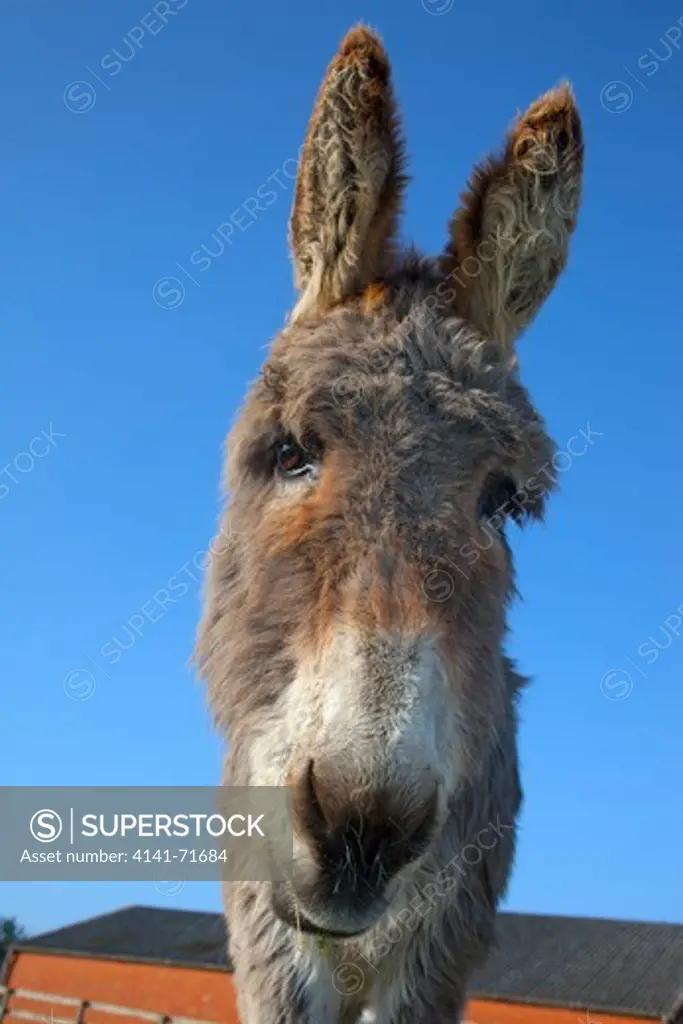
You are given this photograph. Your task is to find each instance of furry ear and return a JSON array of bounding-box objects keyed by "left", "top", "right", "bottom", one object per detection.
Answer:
[
  {"left": 442, "top": 84, "right": 583, "bottom": 351},
  {"left": 289, "top": 26, "right": 406, "bottom": 321}
]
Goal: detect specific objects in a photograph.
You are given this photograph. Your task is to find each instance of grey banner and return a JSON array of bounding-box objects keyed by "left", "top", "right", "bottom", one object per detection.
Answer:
[{"left": 0, "top": 787, "right": 293, "bottom": 881}]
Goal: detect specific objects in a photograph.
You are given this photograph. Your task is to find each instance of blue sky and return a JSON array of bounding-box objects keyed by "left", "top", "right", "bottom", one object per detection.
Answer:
[{"left": 1, "top": 0, "right": 681, "bottom": 935}]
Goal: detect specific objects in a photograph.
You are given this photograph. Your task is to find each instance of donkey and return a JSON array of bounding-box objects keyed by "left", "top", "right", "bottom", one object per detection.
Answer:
[{"left": 198, "top": 25, "right": 583, "bottom": 1024}]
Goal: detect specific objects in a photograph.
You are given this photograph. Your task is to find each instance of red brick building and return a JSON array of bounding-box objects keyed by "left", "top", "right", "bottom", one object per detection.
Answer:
[{"left": 2, "top": 906, "right": 682, "bottom": 1024}]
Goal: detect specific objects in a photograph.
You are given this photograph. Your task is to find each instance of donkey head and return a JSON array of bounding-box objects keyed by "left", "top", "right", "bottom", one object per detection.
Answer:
[{"left": 199, "top": 27, "right": 582, "bottom": 939}]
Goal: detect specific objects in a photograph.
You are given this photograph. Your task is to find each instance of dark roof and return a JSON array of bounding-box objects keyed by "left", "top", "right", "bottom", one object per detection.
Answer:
[
  {"left": 469, "top": 912, "right": 683, "bottom": 1021},
  {"left": 20, "top": 906, "right": 230, "bottom": 971},
  {"left": 19, "top": 906, "right": 683, "bottom": 1020}
]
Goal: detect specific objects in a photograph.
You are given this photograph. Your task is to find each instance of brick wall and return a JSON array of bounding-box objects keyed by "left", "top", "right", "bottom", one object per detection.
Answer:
[
  {"left": 4, "top": 950, "right": 658, "bottom": 1024},
  {"left": 466, "top": 998, "right": 657, "bottom": 1023},
  {"left": 4, "top": 951, "right": 238, "bottom": 1024}
]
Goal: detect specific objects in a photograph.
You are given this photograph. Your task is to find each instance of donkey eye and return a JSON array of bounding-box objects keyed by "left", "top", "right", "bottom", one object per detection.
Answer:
[
  {"left": 478, "top": 473, "right": 521, "bottom": 526},
  {"left": 275, "top": 439, "right": 315, "bottom": 479}
]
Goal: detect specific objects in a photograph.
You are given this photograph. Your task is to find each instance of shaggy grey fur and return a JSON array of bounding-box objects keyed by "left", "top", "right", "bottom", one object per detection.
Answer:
[{"left": 197, "top": 24, "right": 583, "bottom": 1024}]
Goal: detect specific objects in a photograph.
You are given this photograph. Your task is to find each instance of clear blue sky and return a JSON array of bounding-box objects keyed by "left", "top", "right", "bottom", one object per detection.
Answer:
[{"left": 1, "top": 0, "right": 681, "bottom": 935}]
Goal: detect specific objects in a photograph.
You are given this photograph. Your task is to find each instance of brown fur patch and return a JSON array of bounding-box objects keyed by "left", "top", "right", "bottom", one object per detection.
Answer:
[
  {"left": 258, "top": 454, "right": 348, "bottom": 659},
  {"left": 260, "top": 454, "right": 344, "bottom": 558},
  {"left": 364, "top": 556, "right": 432, "bottom": 635},
  {"left": 362, "top": 281, "right": 389, "bottom": 313}
]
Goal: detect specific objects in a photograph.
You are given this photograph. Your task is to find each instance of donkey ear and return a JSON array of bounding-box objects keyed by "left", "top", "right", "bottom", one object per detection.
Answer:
[
  {"left": 442, "top": 84, "right": 583, "bottom": 351},
  {"left": 289, "top": 26, "right": 406, "bottom": 321}
]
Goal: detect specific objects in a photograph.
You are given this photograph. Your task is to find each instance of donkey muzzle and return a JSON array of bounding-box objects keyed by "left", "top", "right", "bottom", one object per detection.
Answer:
[{"left": 273, "top": 758, "right": 439, "bottom": 936}]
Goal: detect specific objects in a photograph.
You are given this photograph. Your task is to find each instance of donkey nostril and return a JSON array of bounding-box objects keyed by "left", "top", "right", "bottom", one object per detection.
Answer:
[
  {"left": 291, "top": 759, "right": 334, "bottom": 847},
  {"left": 360, "top": 784, "right": 439, "bottom": 878},
  {"left": 291, "top": 757, "right": 439, "bottom": 881},
  {"left": 305, "top": 760, "right": 330, "bottom": 828}
]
